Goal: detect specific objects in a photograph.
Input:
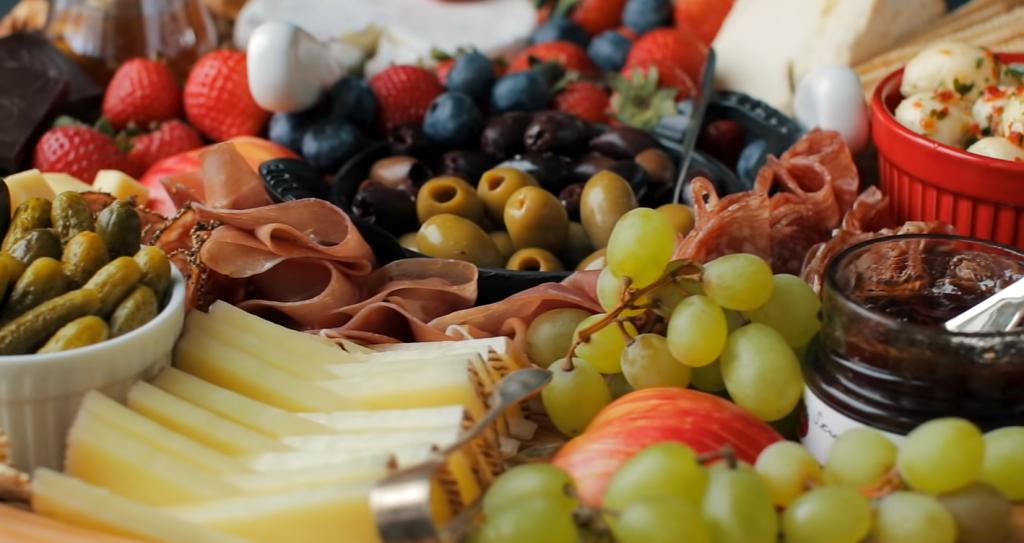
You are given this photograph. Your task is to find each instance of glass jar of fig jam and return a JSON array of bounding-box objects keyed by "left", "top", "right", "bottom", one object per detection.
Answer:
[{"left": 801, "top": 234, "right": 1024, "bottom": 461}]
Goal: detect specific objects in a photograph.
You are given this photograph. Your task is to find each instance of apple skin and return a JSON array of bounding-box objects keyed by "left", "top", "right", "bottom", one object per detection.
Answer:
[
  {"left": 139, "top": 136, "right": 298, "bottom": 217},
  {"left": 551, "top": 387, "right": 785, "bottom": 505}
]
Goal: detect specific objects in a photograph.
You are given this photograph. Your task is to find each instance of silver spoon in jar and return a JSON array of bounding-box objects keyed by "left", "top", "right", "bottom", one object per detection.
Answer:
[{"left": 945, "top": 276, "right": 1024, "bottom": 333}]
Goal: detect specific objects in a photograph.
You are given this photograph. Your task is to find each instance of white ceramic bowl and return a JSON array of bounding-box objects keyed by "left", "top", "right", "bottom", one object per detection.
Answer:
[{"left": 0, "top": 266, "right": 187, "bottom": 471}]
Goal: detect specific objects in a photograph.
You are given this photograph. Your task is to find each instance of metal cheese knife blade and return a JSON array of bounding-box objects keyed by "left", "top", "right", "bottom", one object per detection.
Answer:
[
  {"left": 672, "top": 47, "right": 717, "bottom": 204},
  {"left": 945, "top": 276, "right": 1024, "bottom": 333}
]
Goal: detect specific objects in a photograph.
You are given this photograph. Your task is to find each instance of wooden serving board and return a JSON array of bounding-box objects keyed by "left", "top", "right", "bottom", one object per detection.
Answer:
[{"left": 1011, "top": 505, "right": 1024, "bottom": 542}]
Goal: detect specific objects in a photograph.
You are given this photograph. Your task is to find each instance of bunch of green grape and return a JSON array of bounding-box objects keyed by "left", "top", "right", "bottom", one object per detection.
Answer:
[
  {"left": 524, "top": 207, "right": 821, "bottom": 436},
  {"left": 754, "top": 419, "right": 1024, "bottom": 543},
  {"left": 472, "top": 442, "right": 779, "bottom": 543}
]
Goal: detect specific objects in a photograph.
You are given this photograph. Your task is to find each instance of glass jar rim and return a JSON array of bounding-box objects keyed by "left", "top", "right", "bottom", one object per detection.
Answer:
[{"left": 823, "top": 233, "right": 1024, "bottom": 338}]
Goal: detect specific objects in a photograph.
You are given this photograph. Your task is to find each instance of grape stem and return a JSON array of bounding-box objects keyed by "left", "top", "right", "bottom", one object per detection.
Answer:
[
  {"left": 697, "top": 444, "right": 737, "bottom": 469},
  {"left": 561, "top": 261, "right": 703, "bottom": 371},
  {"left": 860, "top": 467, "right": 903, "bottom": 499}
]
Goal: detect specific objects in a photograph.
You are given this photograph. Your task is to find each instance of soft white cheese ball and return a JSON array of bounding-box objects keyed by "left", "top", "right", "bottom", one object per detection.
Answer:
[
  {"left": 1000, "top": 63, "right": 1024, "bottom": 87},
  {"left": 895, "top": 91, "right": 973, "bottom": 148},
  {"left": 967, "top": 136, "right": 1024, "bottom": 163},
  {"left": 972, "top": 86, "right": 1013, "bottom": 136},
  {"left": 998, "top": 89, "right": 1024, "bottom": 136},
  {"left": 901, "top": 42, "right": 1000, "bottom": 102}
]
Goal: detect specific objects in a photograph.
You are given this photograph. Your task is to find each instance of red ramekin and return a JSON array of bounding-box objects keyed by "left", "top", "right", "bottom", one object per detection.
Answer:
[{"left": 871, "top": 52, "right": 1024, "bottom": 247}]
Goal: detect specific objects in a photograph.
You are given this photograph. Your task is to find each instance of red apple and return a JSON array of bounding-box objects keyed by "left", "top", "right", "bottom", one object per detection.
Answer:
[
  {"left": 552, "top": 388, "right": 784, "bottom": 505},
  {"left": 139, "top": 136, "right": 298, "bottom": 217}
]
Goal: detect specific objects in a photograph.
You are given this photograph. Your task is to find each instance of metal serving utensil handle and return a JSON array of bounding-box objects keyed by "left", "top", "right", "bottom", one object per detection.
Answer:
[{"left": 672, "top": 48, "right": 717, "bottom": 204}]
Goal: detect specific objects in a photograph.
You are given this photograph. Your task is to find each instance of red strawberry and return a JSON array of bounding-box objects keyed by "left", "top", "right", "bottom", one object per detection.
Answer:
[
  {"left": 128, "top": 120, "right": 204, "bottom": 171},
  {"left": 554, "top": 82, "right": 610, "bottom": 124},
  {"left": 33, "top": 125, "right": 139, "bottom": 182},
  {"left": 509, "top": 41, "right": 599, "bottom": 76},
  {"left": 570, "top": 0, "right": 629, "bottom": 35},
  {"left": 369, "top": 65, "right": 444, "bottom": 130},
  {"left": 537, "top": 3, "right": 553, "bottom": 24},
  {"left": 102, "top": 58, "right": 182, "bottom": 131},
  {"left": 183, "top": 49, "right": 270, "bottom": 142},
  {"left": 435, "top": 58, "right": 456, "bottom": 85},
  {"left": 674, "top": 0, "right": 736, "bottom": 46},
  {"left": 625, "top": 28, "right": 709, "bottom": 86}
]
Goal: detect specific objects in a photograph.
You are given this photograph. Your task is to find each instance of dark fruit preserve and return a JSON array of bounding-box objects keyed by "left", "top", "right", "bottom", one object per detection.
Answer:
[{"left": 801, "top": 234, "right": 1024, "bottom": 460}]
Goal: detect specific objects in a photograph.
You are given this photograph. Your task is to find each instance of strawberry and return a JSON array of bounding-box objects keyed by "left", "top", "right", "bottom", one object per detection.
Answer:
[
  {"left": 183, "top": 49, "right": 269, "bottom": 142},
  {"left": 674, "top": 0, "right": 736, "bottom": 46},
  {"left": 554, "top": 82, "right": 610, "bottom": 124},
  {"left": 33, "top": 125, "right": 139, "bottom": 182},
  {"left": 369, "top": 65, "right": 444, "bottom": 129},
  {"left": 609, "top": 64, "right": 693, "bottom": 130},
  {"left": 624, "top": 28, "right": 709, "bottom": 86},
  {"left": 102, "top": 58, "right": 182, "bottom": 131},
  {"left": 128, "top": 120, "right": 204, "bottom": 171},
  {"left": 539, "top": 0, "right": 629, "bottom": 35},
  {"left": 624, "top": 59, "right": 696, "bottom": 100},
  {"left": 435, "top": 58, "right": 456, "bottom": 85},
  {"left": 509, "top": 41, "right": 599, "bottom": 76}
]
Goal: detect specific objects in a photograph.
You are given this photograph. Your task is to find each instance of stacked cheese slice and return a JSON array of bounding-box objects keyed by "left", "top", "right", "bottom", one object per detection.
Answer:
[{"left": 31, "top": 301, "right": 535, "bottom": 543}]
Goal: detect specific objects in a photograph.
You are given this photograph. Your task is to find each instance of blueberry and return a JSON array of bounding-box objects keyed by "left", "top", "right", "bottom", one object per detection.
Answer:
[
  {"left": 268, "top": 108, "right": 319, "bottom": 154},
  {"left": 622, "top": 0, "right": 672, "bottom": 35},
  {"left": 301, "top": 120, "right": 365, "bottom": 174},
  {"left": 446, "top": 51, "right": 496, "bottom": 103},
  {"left": 423, "top": 92, "right": 485, "bottom": 149},
  {"left": 328, "top": 77, "right": 377, "bottom": 129},
  {"left": 490, "top": 72, "right": 550, "bottom": 115},
  {"left": 587, "top": 30, "right": 633, "bottom": 72},
  {"left": 531, "top": 17, "right": 590, "bottom": 48}
]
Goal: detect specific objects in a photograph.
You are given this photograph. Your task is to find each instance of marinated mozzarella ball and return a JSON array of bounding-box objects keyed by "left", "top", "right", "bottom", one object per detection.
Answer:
[
  {"left": 1000, "top": 62, "right": 1024, "bottom": 87},
  {"left": 895, "top": 91, "right": 973, "bottom": 148},
  {"left": 972, "top": 86, "right": 1013, "bottom": 136},
  {"left": 967, "top": 136, "right": 1024, "bottom": 163},
  {"left": 997, "top": 89, "right": 1024, "bottom": 136},
  {"left": 901, "top": 42, "right": 1000, "bottom": 102}
]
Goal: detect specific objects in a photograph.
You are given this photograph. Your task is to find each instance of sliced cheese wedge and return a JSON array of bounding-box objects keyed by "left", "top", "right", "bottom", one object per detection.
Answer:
[
  {"left": 247, "top": 446, "right": 433, "bottom": 472},
  {"left": 224, "top": 461, "right": 392, "bottom": 494},
  {"left": 92, "top": 170, "right": 149, "bottom": 205},
  {"left": 151, "top": 368, "right": 333, "bottom": 438},
  {"left": 42, "top": 172, "right": 93, "bottom": 194},
  {"left": 320, "top": 363, "right": 486, "bottom": 419},
  {"left": 32, "top": 469, "right": 255, "bottom": 543},
  {"left": 127, "top": 381, "right": 292, "bottom": 457},
  {"left": 283, "top": 427, "right": 462, "bottom": 452},
  {"left": 5, "top": 169, "right": 56, "bottom": 212},
  {"left": 297, "top": 406, "right": 466, "bottom": 432},
  {"left": 206, "top": 301, "right": 356, "bottom": 364}
]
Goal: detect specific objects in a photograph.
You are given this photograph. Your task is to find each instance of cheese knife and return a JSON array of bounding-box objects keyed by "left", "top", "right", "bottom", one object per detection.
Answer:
[{"left": 671, "top": 48, "right": 717, "bottom": 204}]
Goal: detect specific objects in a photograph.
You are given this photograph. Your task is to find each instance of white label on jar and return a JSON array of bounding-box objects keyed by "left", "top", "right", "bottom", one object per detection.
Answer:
[{"left": 799, "top": 385, "right": 905, "bottom": 464}]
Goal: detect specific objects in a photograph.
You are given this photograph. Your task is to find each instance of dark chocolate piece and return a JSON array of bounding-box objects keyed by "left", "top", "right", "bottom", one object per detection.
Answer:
[
  {"left": 0, "top": 32, "right": 103, "bottom": 120},
  {"left": 0, "top": 65, "right": 69, "bottom": 175}
]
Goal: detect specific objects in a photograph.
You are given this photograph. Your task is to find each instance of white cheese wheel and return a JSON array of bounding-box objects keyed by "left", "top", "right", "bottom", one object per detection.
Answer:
[
  {"left": 894, "top": 91, "right": 972, "bottom": 148},
  {"left": 967, "top": 136, "right": 1024, "bottom": 163},
  {"left": 900, "top": 42, "right": 1000, "bottom": 102}
]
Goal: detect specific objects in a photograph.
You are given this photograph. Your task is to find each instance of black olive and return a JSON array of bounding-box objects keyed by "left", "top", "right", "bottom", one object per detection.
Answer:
[
  {"left": 440, "top": 150, "right": 498, "bottom": 184},
  {"left": 589, "top": 126, "right": 662, "bottom": 159},
  {"left": 351, "top": 182, "right": 419, "bottom": 236},
  {"left": 571, "top": 151, "right": 618, "bottom": 183},
  {"left": 369, "top": 156, "right": 434, "bottom": 192},
  {"left": 495, "top": 152, "right": 574, "bottom": 193},
  {"left": 480, "top": 112, "right": 534, "bottom": 160},
  {"left": 558, "top": 182, "right": 585, "bottom": 222},
  {"left": 607, "top": 161, "right": 652, "bottom": 201},
  {"left": 523, "top": 111, "right": 590, "bottom": 155},
  {"left": 388, "top": 124, "right": 439, "bottom": 162}
]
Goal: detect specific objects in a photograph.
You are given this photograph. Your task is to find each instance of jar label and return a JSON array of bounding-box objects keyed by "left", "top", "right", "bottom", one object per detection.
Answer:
[{"left": 800, "top": 385, "right": 905, "bottom": 463}]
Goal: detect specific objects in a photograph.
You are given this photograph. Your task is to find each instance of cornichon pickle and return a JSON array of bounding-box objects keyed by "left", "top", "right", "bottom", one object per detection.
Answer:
[
  {"left": 0, "top": 255, "right": 14, "bottom": 306},
  {"left": 51, "top": 191, "right": 96, "bottom": 245},
  {"left": 0, "top": 288, "right": 101, "bottom": 355},
  {"left": 0, "top": 252, "right": 25, "bottom": 282},
  {"left": 8, "top": 229, "right": 62, "bottom": 266},
  {"left": 96, "top": 200, "right": 142, "bottom": 259},
  {"left": 0, "top": 177, "right": 11, "bottom": 241},
  {"left": 109, "top": 285, "right": 158, "bottom": 338},
  {"left": 62, "top": 231, "right": 111, "bottom": 288},
  {"left": 2, "top": 198, "right": 52, "bottom": 252},
  {"left": 83, "top": 256, "right": 142, "bottom": 317},
  {"left": 133, "top": 246, "right": 171, "bottom": 302},
  {"left": 0, "top": 257, "right": 70, "bottom": 324},
  {"left": 37, "top": 316, "right": 110, "bottom": 353}
]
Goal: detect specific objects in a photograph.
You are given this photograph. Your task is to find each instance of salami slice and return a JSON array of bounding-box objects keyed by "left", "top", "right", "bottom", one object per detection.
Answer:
[{"left": 676, "top": 178, "right": 772, "bottom": 264}]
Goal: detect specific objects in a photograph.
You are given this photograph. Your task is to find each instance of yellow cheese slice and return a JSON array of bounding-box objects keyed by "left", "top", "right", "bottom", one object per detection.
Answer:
[
  {"left": 319, "top": 364, "right": 486, "bottom": 420},
  {"left": 283, "top": 428, "right": 462, "bottom": 452},
  {"left": 32, "top": 469, "right": 256, "bottom": 543},
  {"left": 42, "top": 172, "right": 93, "bottom": 194},
  {"left": 92, "top": 170, "right": 149, "bottom": 205},
  {"left": 151, "top": 368, "right": 333, "bottom": 438},
  {"left": 127, "top": 382, "right": 292, "bottom": 457},
  {"left": 5, "top": 169, "right": 56, "bottom": 212},
  {"left": 205, "top": 301, "right": 357, "bottom": 364},
  {"left": 296, "top": 406, "right": 466, "bottom": 432},
  {"left": 223, "top": 461, "right": 392, "bottom": 495},
  {"left": 246, "top": 446, "right": 432, "bottom": 472}
]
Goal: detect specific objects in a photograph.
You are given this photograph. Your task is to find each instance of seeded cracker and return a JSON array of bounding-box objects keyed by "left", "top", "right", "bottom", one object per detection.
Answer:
[{"left": 0, "top": 427, "right": 31, "bottom": 504}]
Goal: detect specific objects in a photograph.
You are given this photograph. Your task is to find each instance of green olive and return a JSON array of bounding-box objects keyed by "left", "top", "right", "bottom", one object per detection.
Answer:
[
  {"left": 576, "top": 248, "right": 607, "bottom": 271},
  {"left": 580, "top": 170, "right": 638, "bottom": 249},
  {"left": 398, "top": 232, "right": 418, "bottom": 251},
  {"left": 477, "top": 168, "right": 540, "bottom": 227},
  {"left": 416, "top": 176, "right": 487, "bottom": 225},
  {"left": 489, "top": 231, "right": 515, "bottom": 262},
  {"left": 504, "top": 186, "right": 569, "bottom": 254},
  {"left": 657, "top": 203, "right": 695, "bottom": 237},
  {"left": 506, "top": 248, "right": 565, "bottom": 272},
  {"left": 561, "top": 221, "right": 594, "bottom": 269},
  {"left": 416, "top": 214, "right": 503, "bottom": 268}
]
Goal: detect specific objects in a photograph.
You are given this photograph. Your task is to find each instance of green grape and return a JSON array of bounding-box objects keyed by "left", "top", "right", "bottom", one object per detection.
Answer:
[
  {"left": 701, "top": 253, "right": 774, "bottom": 311},
  {"left": 573, "top": 313, "right": 637, "bottom": 374},
  {"left": 719, "top": 323, "right": 803, "bottom": 422},
  {"left": 666, "top": 294, "right": 727, "bottom": 368},
  {"left": 874, "top": 491, "right": 957, "bottom": 543},
  {"left": 541, "top": 358, "right": 612, "bottom": 436},
  {"left": 603, "top": 442, "right": 709, "bottom": 511},
  {"left": 938, "top": 482, "right": 1013, "bottom": 543},
  {"left": 723, "top": 309, "right": 746, "bottom": 333},
  {"left": 690, "top": 360, "right": 726, "bottom": 392},
  {"left": 526, "top": 308, "right": 593, "bottom": 368},
  {"left": 596, "top": 266, "right": 649, "bottom": 317},
  {"left": 754, "top": 441, "right": 823, "bottom": 507},
  {"left": 650, "top": 262, "right": 704, "bottom": 317},
  {"left": 613, "top": 496, "right": 712, "bottom": 543},
  {"left": 823, "top": 427, "right": 898, "bottom": 488},
  {"left": 897, "top": 417, "right": 984, "bottom": 494},
  {"left": 606, "top": 208, "right": 677, "bottom": 289},
  {"left": 621, "top": 334, "right": 692, "bottom": 390},
  {"left": 980, "top": 426, "right": 1024, "bottom": 501},
  {"left": 477, "top": 498, "right": 580, "bottom": 543},
  {"left": 741, "top": 274, "right": 821, "bottom": 347},
  {"left": 782, "top": 486, "right": 871, "bottom": 543},
  {"left": 608, "top": 372, "right": 635, "bottom": 400},
  {"left": 482, "top": 464, "right": 578, "bottom": 518},
  {"left": 702, "top": 469, "right": 778, "bottom": 543}
]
